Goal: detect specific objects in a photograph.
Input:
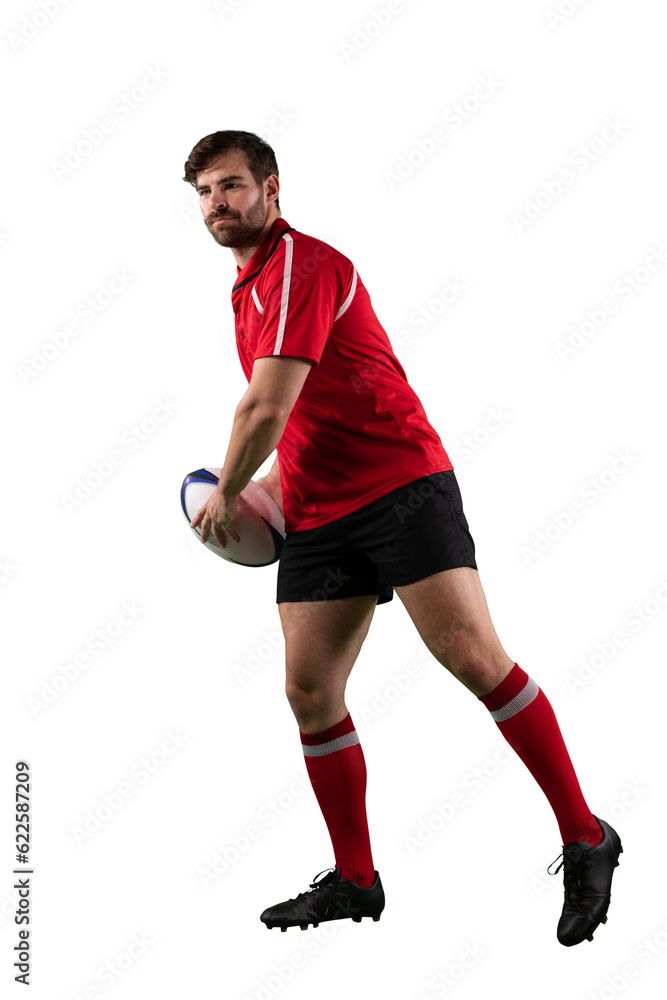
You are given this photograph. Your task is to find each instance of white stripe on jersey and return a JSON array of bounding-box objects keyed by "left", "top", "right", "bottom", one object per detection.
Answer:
[
  {"left": 335, "top": 267, "right": 358, "bottom": 321},
  {"left": 251, "top": 285, "right": 264, "bottom": 314},
  {"left": 273, "top": 233, "right": 294, "bottom": 355}
]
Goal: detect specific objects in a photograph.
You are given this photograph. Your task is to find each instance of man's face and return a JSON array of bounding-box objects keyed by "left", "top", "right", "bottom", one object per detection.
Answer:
[{"left": 196, "top": 149, "right": 274, "bottom": 248}]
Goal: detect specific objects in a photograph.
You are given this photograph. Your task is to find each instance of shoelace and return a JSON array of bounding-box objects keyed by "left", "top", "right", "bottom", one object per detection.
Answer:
[
  {"left": 547, "top": 844, "right": 589, "bottom": 899},
  {"left": 294, "top": 867, "right": 337, "bottom": 901}
]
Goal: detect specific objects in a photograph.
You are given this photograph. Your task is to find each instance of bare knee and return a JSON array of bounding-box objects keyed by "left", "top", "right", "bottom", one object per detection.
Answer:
[
  {"left": 285, "top": 681, "right": 346, "bottom": 733},
  {"left": 430, "top": 638, "right": 514, "bottom": 697},
  {"left": 284, "top": 681, "right": 322, "bottom": 717}
]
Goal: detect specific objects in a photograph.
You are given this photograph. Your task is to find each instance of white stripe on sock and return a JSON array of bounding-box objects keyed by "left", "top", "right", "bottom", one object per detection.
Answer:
[{"left": 490, "top": 676, "right": 539, "bottom": 721}]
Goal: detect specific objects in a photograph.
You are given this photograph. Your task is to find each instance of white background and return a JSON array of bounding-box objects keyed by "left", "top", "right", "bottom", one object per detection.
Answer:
[{"left": 2, "top": 0, "right": 666, "bottom": 997}]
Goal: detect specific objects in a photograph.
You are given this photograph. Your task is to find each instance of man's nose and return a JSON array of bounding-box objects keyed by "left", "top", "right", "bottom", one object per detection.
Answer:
[{"left": 204, "top": 192, "right": 228, "bottom": 216}]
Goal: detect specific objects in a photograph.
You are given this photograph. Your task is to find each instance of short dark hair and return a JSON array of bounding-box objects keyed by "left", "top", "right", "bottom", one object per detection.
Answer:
[{"left": 183, "top": 130, "right": 280, "bottom": 211}]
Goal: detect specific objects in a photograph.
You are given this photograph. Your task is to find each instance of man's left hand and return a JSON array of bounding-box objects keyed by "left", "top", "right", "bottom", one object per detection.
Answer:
[{"left": 190, "top": 490, "right": 241, "bottom": 547}]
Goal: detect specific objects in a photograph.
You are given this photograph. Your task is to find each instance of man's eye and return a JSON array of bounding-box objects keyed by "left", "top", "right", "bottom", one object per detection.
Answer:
[{"left": 199, "top": 184, "right": 237, "bottom": 195}]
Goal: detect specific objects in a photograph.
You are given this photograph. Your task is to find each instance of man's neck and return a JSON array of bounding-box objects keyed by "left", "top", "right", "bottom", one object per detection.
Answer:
[{"left": 231, "top": 212, "right": 282, "bottom": 270}]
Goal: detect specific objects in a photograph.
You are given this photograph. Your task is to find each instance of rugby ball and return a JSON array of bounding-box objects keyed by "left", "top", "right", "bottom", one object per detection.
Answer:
[{"left": 181, "top": 468, "right": 285, "bottom": 566}]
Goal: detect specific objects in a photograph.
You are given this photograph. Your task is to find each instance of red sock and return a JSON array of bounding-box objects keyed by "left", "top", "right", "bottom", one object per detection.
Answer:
[
  {"left": 300, "top": 712, "right": 376, "bottom": 887},
  {"left": 479, "top": 664, "right": 602, "bottom": 847}
]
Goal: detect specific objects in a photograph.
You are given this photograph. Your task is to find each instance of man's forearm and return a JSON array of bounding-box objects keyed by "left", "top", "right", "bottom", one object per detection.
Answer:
[{"left": 217, "top": 404, "right": 287, "bottom": 498}]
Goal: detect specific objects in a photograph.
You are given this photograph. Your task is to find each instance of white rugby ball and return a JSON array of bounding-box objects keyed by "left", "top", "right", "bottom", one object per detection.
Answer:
[{"left": 181, "top": 468, "right": 285, "bottom": 566}]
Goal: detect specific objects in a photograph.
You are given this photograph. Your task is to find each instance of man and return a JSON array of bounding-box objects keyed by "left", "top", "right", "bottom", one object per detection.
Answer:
[{"left": 183, "top": 130, "right": 622, "bottom": 946}]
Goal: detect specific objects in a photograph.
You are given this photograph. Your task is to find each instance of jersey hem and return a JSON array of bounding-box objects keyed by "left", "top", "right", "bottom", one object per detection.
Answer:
[{"left": 283, "top": 462, "right": 454, "bottom": 533}]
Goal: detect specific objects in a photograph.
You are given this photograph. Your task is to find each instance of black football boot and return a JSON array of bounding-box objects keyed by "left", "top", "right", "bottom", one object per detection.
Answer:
[
  {"left": 549, "top": 815, "right": 623, "bottom": 946},
  {"left": 260, "top": 867, "right": 385, "bottom": 931}
]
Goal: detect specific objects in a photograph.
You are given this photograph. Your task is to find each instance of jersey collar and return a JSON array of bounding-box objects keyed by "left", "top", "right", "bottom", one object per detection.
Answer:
[{"left": 233, "top": 217, "right": 293, "bottom": 289}]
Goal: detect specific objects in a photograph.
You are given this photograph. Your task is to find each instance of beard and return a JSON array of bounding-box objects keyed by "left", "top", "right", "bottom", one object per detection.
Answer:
[{"left": 204, "top": 187, "right": 267, "bottom": 248}]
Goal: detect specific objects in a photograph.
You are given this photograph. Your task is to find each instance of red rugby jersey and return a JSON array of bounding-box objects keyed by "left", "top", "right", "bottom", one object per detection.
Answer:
[{"left": 231, "top": 217, "right": 453, "bottom": 532}]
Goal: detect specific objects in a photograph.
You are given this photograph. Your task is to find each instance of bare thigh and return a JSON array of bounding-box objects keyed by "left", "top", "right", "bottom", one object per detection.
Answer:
[
  {"left": 394, "top": 566, "right": 514, "bottom": 696},
  {"left": 278, "top": 593, "right": 379, "bottom": 732}
]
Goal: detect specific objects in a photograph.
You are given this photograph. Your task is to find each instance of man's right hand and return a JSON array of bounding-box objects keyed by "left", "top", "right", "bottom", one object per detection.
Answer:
[{"left": 254, "top": 475, "right": 284, "bottom": 519}]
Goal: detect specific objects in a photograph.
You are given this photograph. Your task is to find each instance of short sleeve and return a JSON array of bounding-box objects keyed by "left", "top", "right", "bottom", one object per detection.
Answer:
[{"left": 253, "top": 236, "right": 353, "bottom": 367}]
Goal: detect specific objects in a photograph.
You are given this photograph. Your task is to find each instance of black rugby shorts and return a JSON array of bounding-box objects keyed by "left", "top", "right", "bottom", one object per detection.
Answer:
[{"left": 276, "top": 470, "right": 477, "bottom": 606}]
